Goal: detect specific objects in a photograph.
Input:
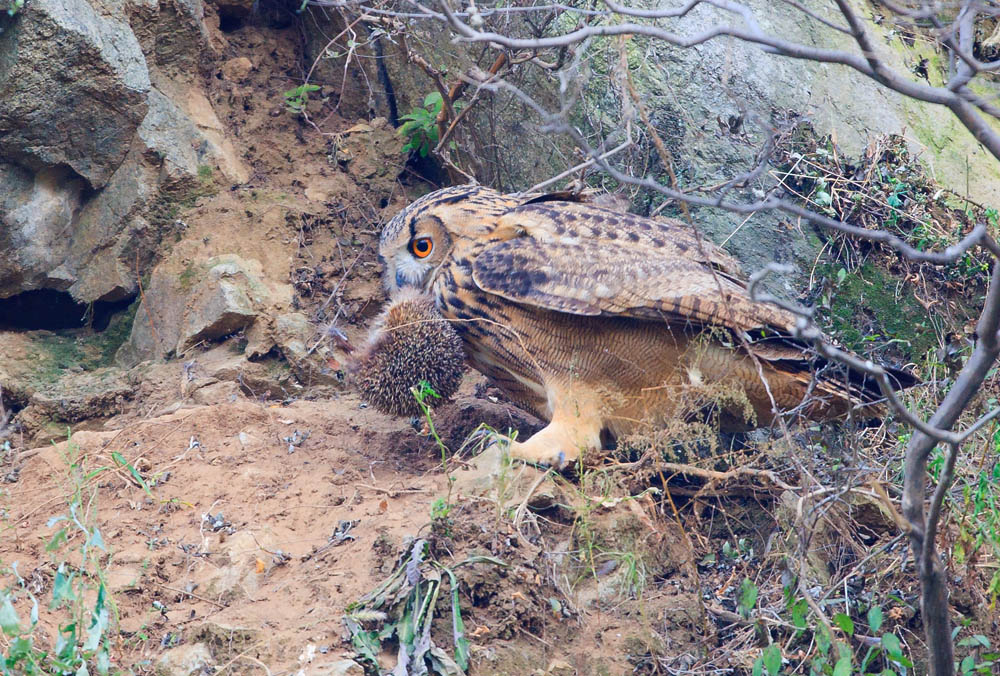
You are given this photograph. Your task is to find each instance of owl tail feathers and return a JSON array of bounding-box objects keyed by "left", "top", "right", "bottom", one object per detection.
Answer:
[{"left": 766, "top": 359, "right": 919, "bottom": 426}]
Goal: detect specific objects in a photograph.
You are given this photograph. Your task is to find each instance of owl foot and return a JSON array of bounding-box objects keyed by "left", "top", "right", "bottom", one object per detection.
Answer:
[{"left": 506, "top": 417, "right": 602, "bottom": 470}]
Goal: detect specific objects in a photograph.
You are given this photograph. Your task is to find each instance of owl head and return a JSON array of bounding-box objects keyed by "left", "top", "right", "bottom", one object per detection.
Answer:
[{"left": 378, "top": 184, "right": 519, "bottom": 295}]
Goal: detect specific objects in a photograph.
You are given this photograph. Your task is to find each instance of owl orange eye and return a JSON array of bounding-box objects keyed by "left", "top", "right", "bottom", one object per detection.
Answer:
[{"left": 410, "top": 237, "right": 433, "bottom": 258}]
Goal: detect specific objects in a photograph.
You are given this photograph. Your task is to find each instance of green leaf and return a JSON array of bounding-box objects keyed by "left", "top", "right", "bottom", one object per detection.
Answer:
[
  {"left": 96, "top": 648, "right": 111, "bottom": 675},
  {"left": 835, "top": 640, "right": 851, "bottom": 662},
  {"left": 790, "top": 598, "right": 807, "bottom": 629},
  {"left": 881, "top": 633, "right": 902, "bottom": 657},
  {"left": 762, "top": 643, "right": 781, "bottom": 676},
  {"left": 46, "top": 526, "right": 69, "bottom": 552},
  {"left": 51, "top": 564, "right": 76, "bottom": 608},
  {"left": 112, "top": 451, "right": 153, "bottom": 497},
  {"left": 954, "top": 541, "right": 966, "bottom": 564},
  {"left": 881, "top": 632, "right": 913, "bottom": 667},
  {"left": 833, "top": 612, "right": 854, "bottom": 637},
  {"left": 832, "top": 656, "right": 851, "bottom": 676},
  {"left": 961, "top": 655, "right": 976, "bottom": 674},
  {"left": 860, "top": 645, "right": 878, "bottom": 670},
  {"left": 867, "top": 605, "right": 883, "bottom": 633},
  {"left": 816, "top": 624, "right": 832, "bottom": 654},
  {"left": 442, "top": 567, "right": 470, "bottom": 670},
  {"left": 738, "top": 578, "right": 758, "bottom": 617},
  {"left": 344, "top": 617, "right": 382, "bottom": 668},
  {"left": 424, "top": 91, "right": 443, "bottom": 109},
  {"left": 9, "top": 636, "right": 33, "bottom": 660},
  {"left": 84, "top": 584, "right": 109, "bottom": 651},
  {"left": 88, "top": 526, "right": 107, "bottom": 552},
  {"left": 0, "top": 595, "right": 21, "bottom": 636},
  {"left": 752, "top": 656, "right": 764, "bottom": 676}
]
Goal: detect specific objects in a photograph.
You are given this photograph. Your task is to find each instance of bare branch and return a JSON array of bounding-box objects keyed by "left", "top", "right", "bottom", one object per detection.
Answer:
[{"left": 435, "top": 0, "right": 1000, "bottom": 164}]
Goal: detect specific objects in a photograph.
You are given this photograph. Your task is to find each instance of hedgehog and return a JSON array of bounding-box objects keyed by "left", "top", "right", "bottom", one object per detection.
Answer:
[{"left": 351, "top": 290, "right": 465, "bottom": 416}]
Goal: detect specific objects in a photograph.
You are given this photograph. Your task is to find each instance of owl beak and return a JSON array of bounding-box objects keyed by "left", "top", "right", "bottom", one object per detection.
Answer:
[{"left": 395, "top": 270, "right": 410, "bottom": 291}]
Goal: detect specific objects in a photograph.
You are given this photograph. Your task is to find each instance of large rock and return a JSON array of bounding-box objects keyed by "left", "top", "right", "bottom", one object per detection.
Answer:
[
  {"left": 0, "top": 0, "right": 150, "bottom": 189},
  {"left": 0, "top": 163, "right": 88, "bottom": 296},
  {"left": 0, "top": 0, "right": 253, "bottom": 305},
  {"left": 177, "top": 257, "right": 263, "bottom": 351},
  {"left": 156, "top": 643, "right": 215, "bottom": 676},
  {"left": 151, "top": 0, "right": 211, "bottom": 76},
  {"left": 138, "top": 88, "right": 214, "bottom": 188},
  {"left": 118, "top": 254, "right": 290, "bottom": 365},
  {"left": 0, "top": 82, "right": 251, "bottom": 303},
  {"left": 604, "top": 0, "right": 1000, "bottom": 286}
]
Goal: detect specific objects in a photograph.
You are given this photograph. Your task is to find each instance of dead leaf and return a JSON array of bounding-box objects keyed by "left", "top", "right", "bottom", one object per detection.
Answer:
[
  {"left": 255, "top": 558, "right": 266, "bottom": 574},
  {"left": 378, "top": 499, "right": 388, "bottom": 514}
]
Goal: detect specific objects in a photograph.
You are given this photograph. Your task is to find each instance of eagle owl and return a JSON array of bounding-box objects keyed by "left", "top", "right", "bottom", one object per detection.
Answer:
[{"left": 379, "top": 185, "right": 907, "bottom": 467}]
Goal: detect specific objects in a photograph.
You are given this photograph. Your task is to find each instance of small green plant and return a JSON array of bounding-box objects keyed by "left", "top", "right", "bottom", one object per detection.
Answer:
[
  {"left": 344, "top": 539, "right": 505, "bottom": 675},
  {"left": 429, "top": 497, "right": 452, "bottom": 537},
  {"left": 0, "top": 432, "right": 137, "bottom": 675},
  {"left": 398, "top": 92, "right": 445, "bottom": 157},
  {"left": 951, "top": 428, "right": 1000, "bottom": 604},
  {"left": 3, "top": 0, "right": 23, "bottom": 17},
  {"left": 737, "top": 577, "right": 758, "bottom": 619},
  {"left": 412, "top": 379, "right": 454, "bottom": 486},
  {"left": 955, "top": 631, "right": 996, "bottom": 675},
  {"left": 746, "top": 582, "right": 916, "bottom": 676},
  {"left": 598, "top": 550, "right": 647, "bottom": 599},
  {"left": 283, "top": 83, "right": 321, "bottom": 115}
]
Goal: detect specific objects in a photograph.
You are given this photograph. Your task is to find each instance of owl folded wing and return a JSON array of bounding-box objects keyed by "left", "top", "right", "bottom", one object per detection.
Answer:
[{"left": 472, "top": 227, "right": 799, "bottom": 341}]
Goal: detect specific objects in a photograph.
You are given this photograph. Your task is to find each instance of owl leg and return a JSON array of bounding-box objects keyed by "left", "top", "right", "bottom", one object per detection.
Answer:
[{"left": 507, "top": 383, "right": 605, "bottom": 469}]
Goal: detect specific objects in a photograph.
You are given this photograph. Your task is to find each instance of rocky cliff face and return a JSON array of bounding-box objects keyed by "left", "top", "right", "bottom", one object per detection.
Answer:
[
  {"left": 0, "top": 0, "right": 406, "bottom": 439},
  {"left": 0, "top": 0, "right": 251, "bottom": 305}
]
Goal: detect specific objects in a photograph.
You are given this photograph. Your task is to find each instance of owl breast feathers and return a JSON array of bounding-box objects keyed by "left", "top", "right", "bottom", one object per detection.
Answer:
[{"left": 378, "top": 185, "right": 915, "bottom": 468}]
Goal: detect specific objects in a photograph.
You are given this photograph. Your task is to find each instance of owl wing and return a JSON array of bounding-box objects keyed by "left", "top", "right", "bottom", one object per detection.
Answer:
[{"left": 472, "top": 201, "right": 798, "bottom": 339}]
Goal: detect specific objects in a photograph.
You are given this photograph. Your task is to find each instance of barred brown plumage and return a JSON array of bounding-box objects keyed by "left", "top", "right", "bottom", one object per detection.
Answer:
[{"left": 377, "top": 185, "right": 916, "bottom": 468}]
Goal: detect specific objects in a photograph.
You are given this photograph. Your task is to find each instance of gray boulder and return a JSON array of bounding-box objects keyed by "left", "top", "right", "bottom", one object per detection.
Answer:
[
  {"left": 177, "top": 258, "right": 263, "bottom": 352},
  {"left": 0, "top": 0, "right": 150, "bottom": 189},
  {"left": 118, "top": 255, "right": 272, "bottom": 365},
  {"left": 0, "top": 163, "right": 88, "bottom": 296}
]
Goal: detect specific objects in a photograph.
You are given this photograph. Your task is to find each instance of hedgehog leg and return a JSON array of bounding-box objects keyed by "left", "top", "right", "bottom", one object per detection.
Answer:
[{"left": 507, "top": 382, "right": 604, "bottom": 469}]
